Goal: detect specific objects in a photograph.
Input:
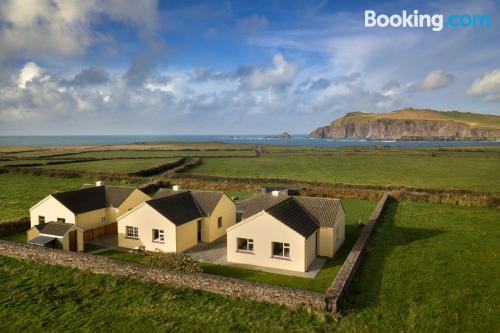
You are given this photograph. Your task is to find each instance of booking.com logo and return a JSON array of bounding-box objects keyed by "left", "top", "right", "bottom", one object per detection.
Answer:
[{"left": 365, "top": 10, "right": 491, "bottom": 32}]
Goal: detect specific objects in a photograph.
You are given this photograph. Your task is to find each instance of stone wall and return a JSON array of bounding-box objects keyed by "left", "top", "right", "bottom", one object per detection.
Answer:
[
  {"left": 0, "top": 240, "right": 325, "bottom": 311},
  {"left": 324, "top": 193, "right": 392, "bottom": 312}
]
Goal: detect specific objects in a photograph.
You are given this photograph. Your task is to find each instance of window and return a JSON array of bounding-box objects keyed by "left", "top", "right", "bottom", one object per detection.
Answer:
[
  {"left": 237, "top": 238, "right": 254, "bottom": 252},
  {"left": 126, "top": 226, "right": 139, "bottom": 238},
  {"left": 101, "top": 216, "right": 106, "bottom": 223},
  {"left": 272, "top": 242, "right": 290, "bottom": 258},
  {"left": 38, "top": 216, "right": 45, "bottom": 224},
  {"left": 152, "top": 229, "right": 164, "bottom": 243},
  {"left": 57, "top": 218, "right": 65, "bottom": 223},
  {"left": 217, "top": 216, "right": 222, "bottom": 228}
]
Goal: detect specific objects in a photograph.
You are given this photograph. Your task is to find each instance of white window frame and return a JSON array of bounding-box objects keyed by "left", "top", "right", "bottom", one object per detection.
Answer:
[
  {"left": 272, "top": 242, "right": 290, "bottom": 259},
  {"left": 57, "top": 217, "right": 65, "bottom": 223},
  {"left": 152, "top": 229, "right": 164, "bottom": 243},
  {"left": 39, "top": 215, "right": 45, "bottom": 224},
  {"left": 126, "top": 226, "right": 139, "bottom": 239},
  {"left": 237, "top": 238, "right": 254, "bottom": 253}
]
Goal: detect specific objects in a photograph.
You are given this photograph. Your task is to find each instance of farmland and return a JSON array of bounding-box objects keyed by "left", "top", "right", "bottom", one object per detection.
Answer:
[
  {"left": 187, "top": 152, "right": 500, "bottom": 192},
  {"left": 40, "top": 158, "right": 178, "bottom": 173}
]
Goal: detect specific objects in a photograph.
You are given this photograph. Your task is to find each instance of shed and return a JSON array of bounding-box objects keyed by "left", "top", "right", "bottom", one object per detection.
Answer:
[{"left": 27, "top": 222, "right": 84, "bottom": 252}]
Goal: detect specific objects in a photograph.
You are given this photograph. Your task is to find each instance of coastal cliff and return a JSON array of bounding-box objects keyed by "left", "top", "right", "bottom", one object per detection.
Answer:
[{"left": 309, "top": 108, "right": 500, "bottom": 140}]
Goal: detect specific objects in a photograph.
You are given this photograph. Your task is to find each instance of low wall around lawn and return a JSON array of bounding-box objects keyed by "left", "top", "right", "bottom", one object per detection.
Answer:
[
  {"left": 324, "top": 193, "right": 392, "bottom": 313},
  {"left": 0, "top": 240, "right": 325, "bottom": 312}
]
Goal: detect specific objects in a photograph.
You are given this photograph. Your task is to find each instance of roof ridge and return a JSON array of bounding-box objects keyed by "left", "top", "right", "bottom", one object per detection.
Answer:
[{"left": 292, "top": 197, "right": 321, "bottom": 227}]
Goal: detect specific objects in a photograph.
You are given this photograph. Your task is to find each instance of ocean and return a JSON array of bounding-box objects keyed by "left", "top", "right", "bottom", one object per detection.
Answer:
[{"left": 0, "top": 135, "right": 499, "bottom": 148}]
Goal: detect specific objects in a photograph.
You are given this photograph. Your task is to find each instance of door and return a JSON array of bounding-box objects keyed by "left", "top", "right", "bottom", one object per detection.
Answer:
[
  {"left": 68, "top": 231, "right": 78, "bottom": 252},
  {"left": 197, "top": 220, "right": 202, "bottom": 242}
]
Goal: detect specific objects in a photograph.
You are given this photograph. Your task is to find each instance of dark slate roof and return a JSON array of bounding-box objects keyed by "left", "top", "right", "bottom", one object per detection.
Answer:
[
  {"left": 191, "top": 191, "right": 224, "bottom": 215},
  {"left": 147, "top": 191, "right": 203, "bottom": 226},
  {"left": 53, "top": 186, "right": 106, "bottom": 214},
  {"left": 105, "top": 187, "right": 135, "bottom": 208},
  {"left": 265, "top": 198, "right": 318, "bottom": 237},
  {"left": 53, "top": 185, "right": 137, "bottom": 214},
  {"left": 294, "top": 197, "right": 343, "bottom": 228},
  {"left": 239, "top": 193, "right": 344, "bottom": 234},
  {"left": 28, "top": 235, "right": 57, "bottom": 246},
  {"left": 154, "top": 189, "right": 225, "bottom": 216},
  {"left": 35, "top": 222, "right": 75, "bottom": 236},
  {"left": 238, "top": 193, "right": 288, "bottom": 219}
]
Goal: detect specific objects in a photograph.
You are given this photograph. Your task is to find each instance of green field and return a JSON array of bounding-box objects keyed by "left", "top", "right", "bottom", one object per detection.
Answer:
[
  {"left": 338, "top": 201, "right": 500, "bottom": 332},
  {"left": 42, "top": 158, "right": 177, "bottom": 173},
  {"left": 70, "top": 150, "right": 255, "bottom": 158},
  {"left": 0, "top": 173, "right": 95, "bottom": 221},
  {"left": 1, "top": 201, "right": 498, "bottom": 331},
  {"left": 187, "top": 153, "right": 500, "bottom": 192}
]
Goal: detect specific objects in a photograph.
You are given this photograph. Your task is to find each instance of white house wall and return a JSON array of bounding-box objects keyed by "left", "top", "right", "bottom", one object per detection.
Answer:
[{"left": 227, "top": 212, "right": 314, "bottom": 272}]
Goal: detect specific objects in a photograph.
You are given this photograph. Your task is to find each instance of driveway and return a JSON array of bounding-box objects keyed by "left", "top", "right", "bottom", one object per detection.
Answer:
[{"left": 184, "top": 236, "right": 227, "bottom": 265}]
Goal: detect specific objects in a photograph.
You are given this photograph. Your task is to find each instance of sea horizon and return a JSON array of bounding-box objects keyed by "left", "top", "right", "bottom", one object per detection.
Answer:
[{"left": 0, "top": 134, "right": 499, "bottom": 148}]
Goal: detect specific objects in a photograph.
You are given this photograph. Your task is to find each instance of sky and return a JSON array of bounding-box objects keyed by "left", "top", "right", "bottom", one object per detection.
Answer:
[{"left": 0, "top": 0, "right": 499, "bottom": 135}]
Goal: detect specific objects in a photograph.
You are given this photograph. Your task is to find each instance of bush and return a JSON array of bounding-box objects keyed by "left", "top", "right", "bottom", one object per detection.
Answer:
[{"left": 144, "top": 252, "right": 202, "bottom": 273}]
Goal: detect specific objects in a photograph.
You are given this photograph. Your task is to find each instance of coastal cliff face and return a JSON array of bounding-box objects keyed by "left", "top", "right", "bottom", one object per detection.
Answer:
[{"left": 309, "top": 109, "right": 500, "bottom": 140}]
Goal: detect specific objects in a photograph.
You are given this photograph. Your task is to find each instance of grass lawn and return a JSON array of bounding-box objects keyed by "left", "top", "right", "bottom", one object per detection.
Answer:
[
  {"left": 42, "top": 158, "right": 178, "bottom": 173},
  {"left": 99, "top": 250, "right": 148, "bottom": 263},
  {"left": 187, "top": 153, "right": 500, "bottom": 192},
  {"left": 0, "top": 173, "right": 95, "bottom": 221},
  {"left": 337, "top": 201, "right": 500, "bottom": 332},
  {"left": 224, "top": 190, "right": 255, "bottom": 201},
  {"left": 0, "top": 232, "right": 26, "bottom": 243},
  {"left": 0, "top": 256, "right": 331, "bottom": 332}
]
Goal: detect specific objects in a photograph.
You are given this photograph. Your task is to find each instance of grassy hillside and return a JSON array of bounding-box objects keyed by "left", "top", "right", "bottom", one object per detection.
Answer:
[{"left": 333, "top": 108, "right": 500, "bottom": 129}]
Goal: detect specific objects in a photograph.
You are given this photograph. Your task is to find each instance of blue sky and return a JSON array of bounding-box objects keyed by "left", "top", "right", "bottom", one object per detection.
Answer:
[{"left": 0, "top": 0, "right": 499, "bottom": 135}]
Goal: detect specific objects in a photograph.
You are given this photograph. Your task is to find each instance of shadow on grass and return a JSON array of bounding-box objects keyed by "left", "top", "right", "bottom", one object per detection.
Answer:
[{"left": 341, "top": 201, "right": 445, "bottom": 311}]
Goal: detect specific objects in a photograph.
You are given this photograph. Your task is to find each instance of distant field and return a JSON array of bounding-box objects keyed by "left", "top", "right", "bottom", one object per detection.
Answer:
[
  {"left": 0, "top": 173, "right": 93, "bottom": 221},
  {"left": 187, "top": 153, "right": 500, "bottom": 192},
  {"left": 69, "top": 150, "right": 254, "bottom": 158},
  {"left": 42, "top": 158, "right": 177, "bottom": 173},
  {"left": 0, "top": 159, "right": 52, "bottom": 166}
]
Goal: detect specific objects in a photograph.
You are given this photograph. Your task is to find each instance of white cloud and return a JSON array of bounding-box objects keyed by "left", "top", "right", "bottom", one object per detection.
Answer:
[
  {"left": 467, "top": 69, "right": 500, "bottom": 101},
  {"left": 421, "top": 69, "right": 456, "bottom": 90},
  {"left": 241, "top": 53, "right": 298, "bottom": 91},
  {"left": 18, "top": 62, "right": 42, "bottom": 88},
  {"left": 0, "top": 0, "right": 158, "bottom": 59},
  {"left": 408, "top": 69, "right": 455, "bottom": 92}
]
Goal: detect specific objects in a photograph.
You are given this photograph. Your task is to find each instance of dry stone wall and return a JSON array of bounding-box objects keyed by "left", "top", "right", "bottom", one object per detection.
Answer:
[{"left": 0, "top": 240, "right": 325, "bottom": 311}]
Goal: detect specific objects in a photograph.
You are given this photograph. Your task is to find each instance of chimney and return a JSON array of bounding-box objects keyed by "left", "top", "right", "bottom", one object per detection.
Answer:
[
  {"left": 96, "top": 180, "right": 105, "bottom": 187},
  {"left": 172, "top": 185, "right": 180, "bottom": 191},
  {"left": 271, "top": 190, "right": 280, "bottom": 197}
]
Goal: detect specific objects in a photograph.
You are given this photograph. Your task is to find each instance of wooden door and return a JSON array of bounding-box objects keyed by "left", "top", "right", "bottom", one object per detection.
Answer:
[{"left": 68, "top": 231, "right": 78, "bottom": 252}]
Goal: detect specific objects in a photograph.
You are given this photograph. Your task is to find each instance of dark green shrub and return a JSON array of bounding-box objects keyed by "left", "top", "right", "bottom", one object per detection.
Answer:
[{"left": 144, "top": 252, "right": 202, "bottom": 272}]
